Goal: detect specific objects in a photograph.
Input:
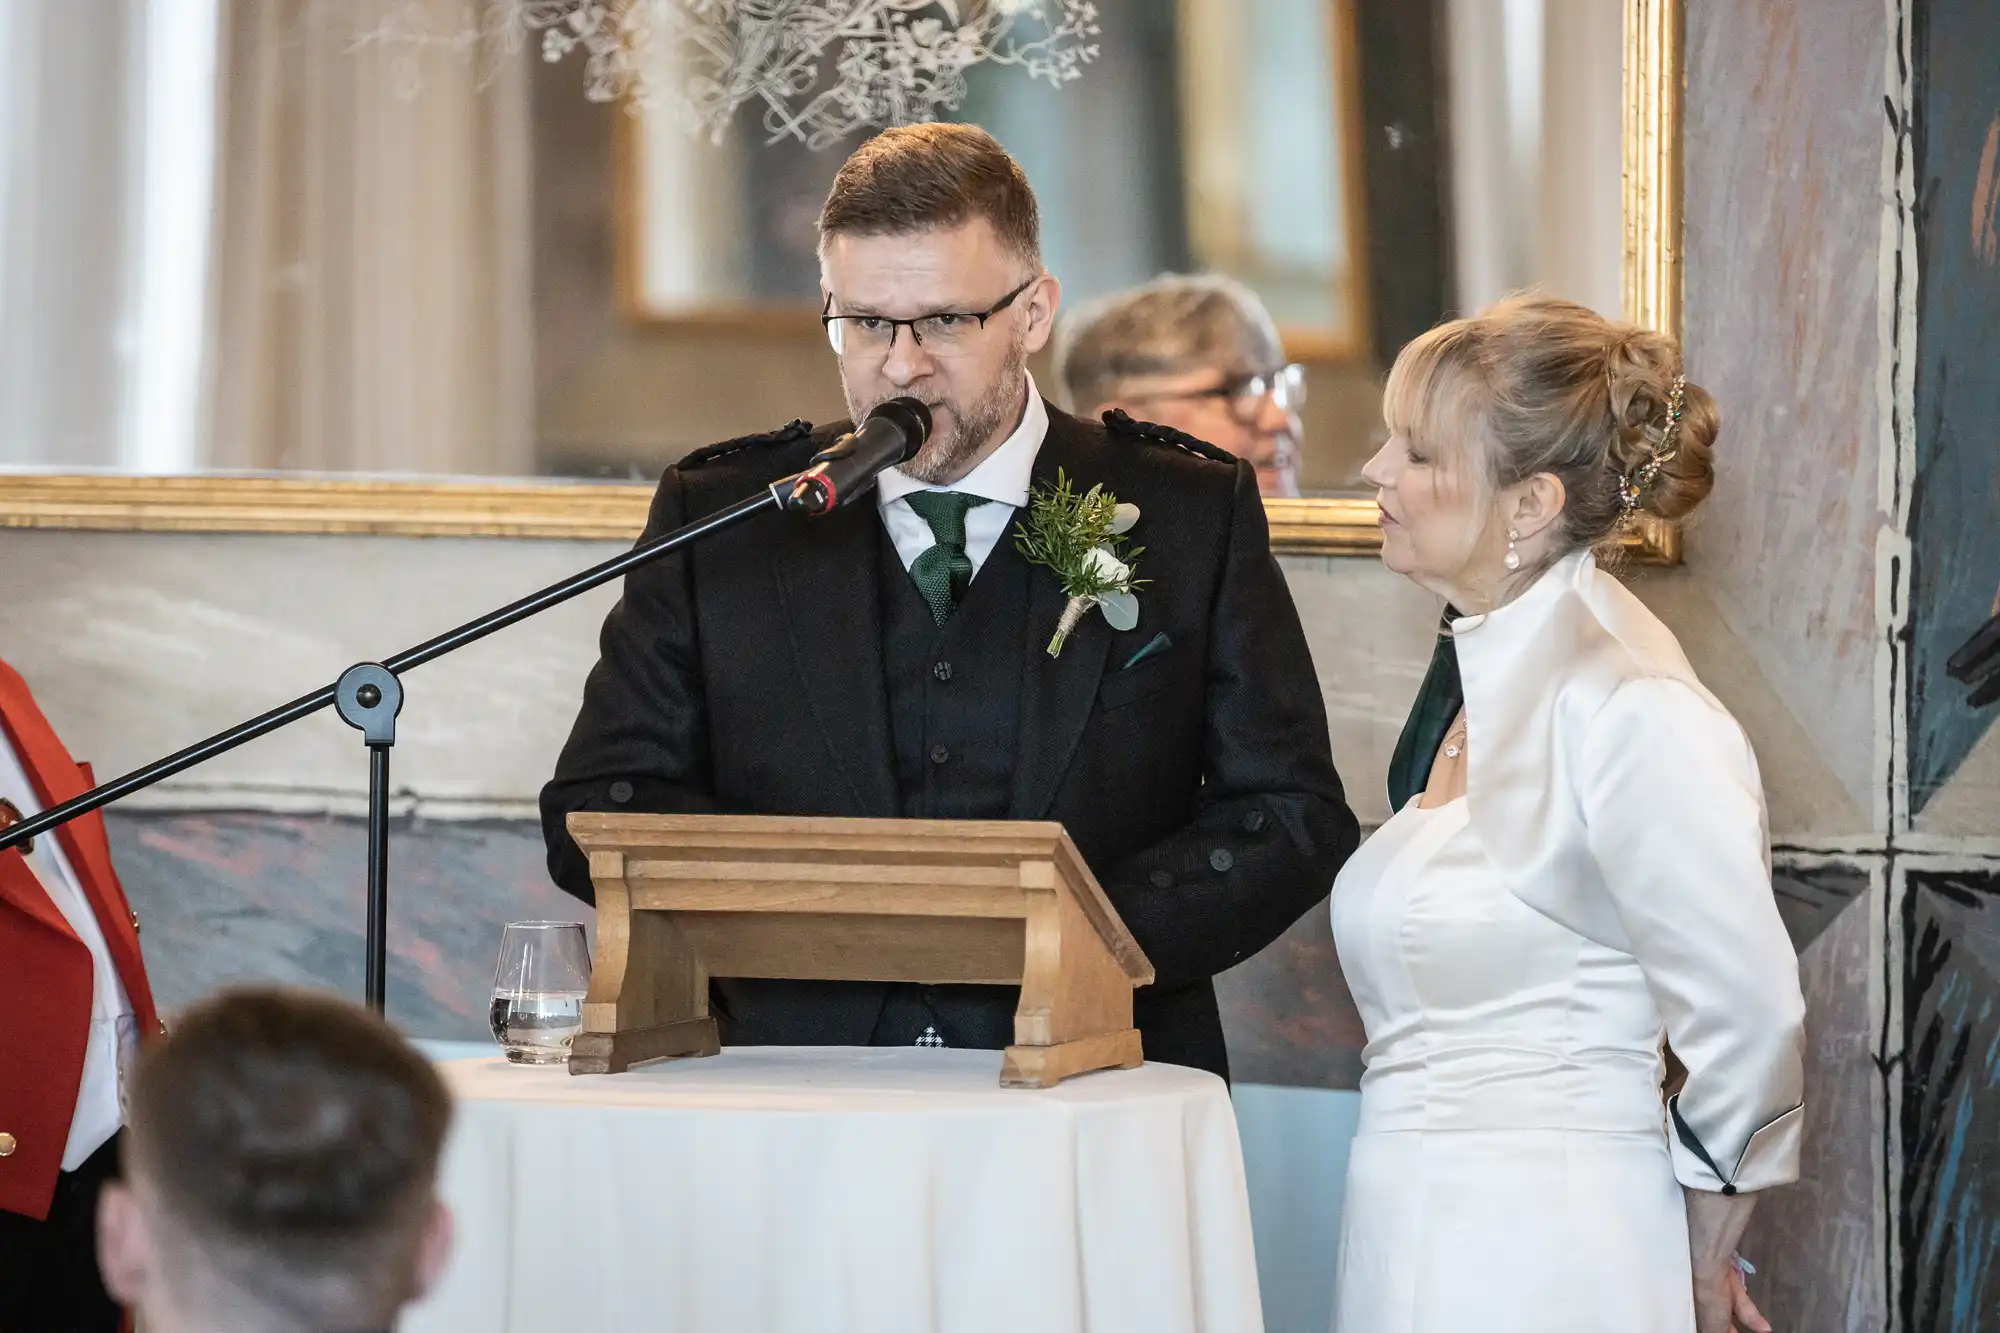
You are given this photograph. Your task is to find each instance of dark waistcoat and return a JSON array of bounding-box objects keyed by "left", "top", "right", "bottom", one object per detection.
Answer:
[
  {"left": 878, "top": 524, "right": 1028, "bottom": 820},
  {"left": 871, "top": 523, "right": 1030, "bottom": 1046}
]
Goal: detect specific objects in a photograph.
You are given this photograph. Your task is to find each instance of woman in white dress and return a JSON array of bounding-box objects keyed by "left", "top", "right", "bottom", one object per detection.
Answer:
[{"left": 1330, "top": 295, "right": 1806, "bottom": 1333}]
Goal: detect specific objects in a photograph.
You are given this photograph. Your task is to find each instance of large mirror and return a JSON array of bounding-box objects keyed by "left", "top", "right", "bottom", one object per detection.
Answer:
[{"left": 0, "top": 0, "right": 1679, "bottom": 560}]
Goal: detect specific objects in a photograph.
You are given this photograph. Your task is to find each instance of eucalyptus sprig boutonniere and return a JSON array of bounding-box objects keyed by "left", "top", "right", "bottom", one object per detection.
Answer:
[{"left": 1015, "top": 469, "right": 1146, "bottom": 657}]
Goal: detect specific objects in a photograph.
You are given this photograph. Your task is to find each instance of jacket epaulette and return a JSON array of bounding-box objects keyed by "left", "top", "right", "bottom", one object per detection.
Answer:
[
  {"left": 677, "top": 419, "right": 815, "bottom": 470},
  {"left": 1101, "top": 409, "right": 1237, "bottom": 465}
]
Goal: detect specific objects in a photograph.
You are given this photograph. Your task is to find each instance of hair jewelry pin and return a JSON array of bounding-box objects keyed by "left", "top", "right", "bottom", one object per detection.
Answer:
[{"left": 1615, "top": 373, "right": 1686, "bottom": 523}]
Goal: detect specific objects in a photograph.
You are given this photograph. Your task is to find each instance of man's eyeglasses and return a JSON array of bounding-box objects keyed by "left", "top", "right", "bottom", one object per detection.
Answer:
[
  {"left": 1127, "top": 363, "right": 1307, "bottom": 424},
  {"left": 821, "top": 276, "right": 1038, "bottom": 358}
]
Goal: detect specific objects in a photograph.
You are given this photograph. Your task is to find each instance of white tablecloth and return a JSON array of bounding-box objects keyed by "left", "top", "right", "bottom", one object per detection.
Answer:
[{"left": 403, "top": 1046, "right": 1263, "bottom": 1333}]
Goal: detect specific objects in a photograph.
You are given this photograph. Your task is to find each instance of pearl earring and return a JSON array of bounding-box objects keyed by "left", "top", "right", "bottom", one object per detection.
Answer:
[{"left": 1504, "top": 528, "right": 1521, "bottom": 571}]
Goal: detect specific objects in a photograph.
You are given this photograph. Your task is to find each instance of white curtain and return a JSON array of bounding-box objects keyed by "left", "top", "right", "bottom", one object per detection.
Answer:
[
  {"left": 0, "top": 0, "right": 219, "bottom": 472},
  {"left": 1535, "top": 0, "right": 1624, "bottom": 319},
  {"left": 1446, "top": 0, "right": 1622, "bottom": 318},
  {"left": 0, "top": 0, "right": 534, "bottom": 476},
  {"left": 204, "top": 0, "right": 535, "bottom": 475}
]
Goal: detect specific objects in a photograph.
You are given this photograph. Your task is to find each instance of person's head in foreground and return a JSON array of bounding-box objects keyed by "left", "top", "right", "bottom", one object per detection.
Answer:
[
  {"left": 97, "top": 987, "right": 454, "bottom": 1333},
  {"left": 1055, "top": 274, "right": 1303, "bottom": 497},
  {"left": 818, "top": 121, "right": 1061, "bottom": 485},
  {"left": 1363, "top": 292, "right": 1717, "bottom": 607}
]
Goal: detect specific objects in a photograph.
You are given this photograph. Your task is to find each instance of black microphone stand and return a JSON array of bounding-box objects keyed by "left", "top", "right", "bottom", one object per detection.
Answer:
[{"left": 0, "top": 474, "right": 808, "bottom": 1013}]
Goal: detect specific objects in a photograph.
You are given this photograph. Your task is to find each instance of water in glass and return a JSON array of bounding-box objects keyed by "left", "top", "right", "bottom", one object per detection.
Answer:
[
  {"left": 490, "top": 920, "right": 591, "bottom": 1065},
  {"left": 489, "top": 989, "right": 585, "bottom": 1063}
]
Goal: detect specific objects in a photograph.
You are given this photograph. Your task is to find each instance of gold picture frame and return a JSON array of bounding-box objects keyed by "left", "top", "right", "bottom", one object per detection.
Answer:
[
  {"left": 1171, "top": 0, "right": 1373, "bottom": 364},
  {"left": 0, "top": 0, "right": 1682, "bottom": 562}
]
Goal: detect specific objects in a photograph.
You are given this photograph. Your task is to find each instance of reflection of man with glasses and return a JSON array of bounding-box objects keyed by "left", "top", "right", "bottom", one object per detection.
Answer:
[
  {"left": 543, "top": 123, "right": 1356, "bottom": 1082},
  {"left": 1056, "top": 275, "right": 1306, "bottom": 497}
]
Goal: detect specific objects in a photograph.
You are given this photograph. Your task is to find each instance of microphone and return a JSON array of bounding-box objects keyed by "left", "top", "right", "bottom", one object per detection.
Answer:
[{"left": 783, "top": 397, "right": 932, "bottom": 515}]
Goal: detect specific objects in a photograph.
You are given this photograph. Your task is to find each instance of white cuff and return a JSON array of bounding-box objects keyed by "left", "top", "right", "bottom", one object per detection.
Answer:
[{"left": 1668, "top": 1097, "right": 1804, "bottom": 1194}]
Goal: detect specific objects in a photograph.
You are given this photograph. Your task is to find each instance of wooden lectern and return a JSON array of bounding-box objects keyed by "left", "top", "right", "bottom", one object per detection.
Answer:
[{"left": 564, "top": 814, "right": 1155, "bottom": 1087}]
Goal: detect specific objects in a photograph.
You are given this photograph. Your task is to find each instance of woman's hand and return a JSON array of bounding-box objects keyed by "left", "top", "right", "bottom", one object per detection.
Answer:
[
  {"left": 1693, "top": 1256, "right": 1770, "bottom": 1333},
  {"left": 1686, "top": 1188, "right": 1766, "bottom": 1332}
]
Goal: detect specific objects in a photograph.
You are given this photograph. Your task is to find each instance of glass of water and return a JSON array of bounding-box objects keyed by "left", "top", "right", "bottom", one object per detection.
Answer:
[{"left": 489, "top": 920, "right": 591, "bottom": 1065}]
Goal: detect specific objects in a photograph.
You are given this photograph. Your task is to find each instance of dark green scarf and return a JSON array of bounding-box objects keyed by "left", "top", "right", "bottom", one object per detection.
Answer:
[{"left": 1386, "top": 614, "right": 1463, "bottom": 813}]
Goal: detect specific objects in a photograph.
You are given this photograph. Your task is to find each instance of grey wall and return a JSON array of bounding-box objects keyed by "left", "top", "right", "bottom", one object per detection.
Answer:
[
  {"left": 1681, "top": 0, "right": 2000, "bottom": 1329},
  {"left": 0, "top": 531, "right": 1441, "bottom": 826},
  {"left": 1680, "top": 0, "right": 1893, "bottom": 1325},
  {"left": 0, "top": 531, "right": 1854, "bottom": 840}
]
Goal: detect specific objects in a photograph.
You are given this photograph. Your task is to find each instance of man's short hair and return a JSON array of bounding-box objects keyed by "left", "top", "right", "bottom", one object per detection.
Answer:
[
  {"left": 818, "top": 122, "right": 1041, "bottom": 267},
  {"left": 126, "top": 986, "right": 452, "bottom": 1328},
  {"left": 1054, "top": 273, "right": 1286, "bottom": 412}
]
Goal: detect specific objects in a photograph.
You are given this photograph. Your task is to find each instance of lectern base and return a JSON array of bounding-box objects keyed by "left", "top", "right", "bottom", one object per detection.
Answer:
[
  {"left": 1001, "top": 1028, "right": 1144, "bottom": 1089},
  {"left": 569, "top": 1016, "right": 720, "bottom": 1075}
]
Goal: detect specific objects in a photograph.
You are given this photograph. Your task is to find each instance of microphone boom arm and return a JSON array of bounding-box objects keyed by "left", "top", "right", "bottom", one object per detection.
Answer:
[
  {"left": 0, "top": 483, "right": 797, "bottom": 853},
  {"left": 0, "top": 475, "right": 808, "bottom": 1009}
]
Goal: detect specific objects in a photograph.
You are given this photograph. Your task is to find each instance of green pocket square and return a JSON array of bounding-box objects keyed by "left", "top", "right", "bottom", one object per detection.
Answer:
[{"left": 1121, "top": 632, "right": 1173, "bottom": 671}]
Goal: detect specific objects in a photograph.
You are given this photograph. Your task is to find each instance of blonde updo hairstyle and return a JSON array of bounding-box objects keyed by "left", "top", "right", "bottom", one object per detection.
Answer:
[{"left": 1383, "top": 294, "right": 1719, "bottom": 562}]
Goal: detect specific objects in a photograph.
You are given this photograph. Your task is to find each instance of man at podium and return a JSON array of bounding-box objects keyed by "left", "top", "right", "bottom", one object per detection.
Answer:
[{"left": 542, "top": 123, "right": 1357, "bottom": 1081}]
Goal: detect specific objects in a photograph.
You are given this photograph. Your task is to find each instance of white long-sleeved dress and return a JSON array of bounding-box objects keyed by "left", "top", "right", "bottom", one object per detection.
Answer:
[{"left": 1328, "top": 552, "right": 1806, "bottom": 1332}]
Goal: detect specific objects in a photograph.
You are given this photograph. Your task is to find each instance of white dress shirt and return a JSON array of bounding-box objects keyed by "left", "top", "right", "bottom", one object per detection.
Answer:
[
  {"left": 0, "top": 737, "right": 134, "bottom": 1170},
  {"left": 874, "top": 373, "right": 1049, "bottom": 575}
]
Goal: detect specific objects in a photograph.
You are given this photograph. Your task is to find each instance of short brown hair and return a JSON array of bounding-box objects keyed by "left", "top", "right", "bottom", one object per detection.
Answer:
[
  {"left": 126, "top": 987, "right": 452, "bottom": 1325},
  {"left": 1384, "top": 293, "right": 1719, "bottom": 552},
  {"left": 1055, "top": 274, "right": 1285, "bottom": 411},
  {"left": 818, "top": 123, "right": 1041, "bottom": 266}
]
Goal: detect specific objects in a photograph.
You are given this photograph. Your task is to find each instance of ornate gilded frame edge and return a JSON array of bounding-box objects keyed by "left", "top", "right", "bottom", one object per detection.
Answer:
[
  {"left": 0, "top": 476, "right": 657, "bottom": 541},
  {"left": 1623, "top": 0, "right": 1683, "bottom": 355},
  {"left": 0, "top": 0, "right": 1680, "bottom": 562},
  {"left": 1619, "top": 0, "right": 1684, "bottom": 565},
  {"left": 0, "top": 476, "right": 1675, "bottom": 559}
]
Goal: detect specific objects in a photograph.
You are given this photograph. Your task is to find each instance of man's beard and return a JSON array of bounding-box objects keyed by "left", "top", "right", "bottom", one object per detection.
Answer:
[{"left": 847, "top": 336, "right": 1028, "bottom": 486}]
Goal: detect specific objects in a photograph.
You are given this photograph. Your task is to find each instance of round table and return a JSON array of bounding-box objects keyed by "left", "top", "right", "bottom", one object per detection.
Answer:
[{"left": 403, "top": 1046, "right": 1264, "bottom": 1333}]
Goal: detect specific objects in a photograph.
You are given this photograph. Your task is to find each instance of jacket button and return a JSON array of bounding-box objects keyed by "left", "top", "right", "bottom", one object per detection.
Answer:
[
  {"left": 130, "top": 910, "right": 141, "bottom": 934},
  {"left": 1209, "top": 848, "right": 1236, "bottom": 873},
  {"left": 1240, "top": 809, "right": 1268, "bottom": 834},
  {"left": 933, "top": 660, "right": 954, "bottom": 682},
  {"left": 0, "top": 1132, "right": 15, "bottom": 1157},
  {"left": 929, "top": 744, "right": 951, "bottom": 766},
  {"left": 1148, "top": 869, "right": 1174, "bottom": 890},
  {"left": 608, "top": 780, "right": 634, "bottom": 804}
]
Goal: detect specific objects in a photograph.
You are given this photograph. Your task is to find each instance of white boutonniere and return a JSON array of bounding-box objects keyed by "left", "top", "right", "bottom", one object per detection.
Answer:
[{"left": 1015, "top": 469, "right": 1146, "bottom": 657}]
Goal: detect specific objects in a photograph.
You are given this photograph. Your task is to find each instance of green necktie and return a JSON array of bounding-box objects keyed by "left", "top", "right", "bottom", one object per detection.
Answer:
[
  {"left": 1386, "top": 613, "right": 1464, "bottom": 812},
  {"left": 903, "top": 491, "right": 991, "bottom": 625}
]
